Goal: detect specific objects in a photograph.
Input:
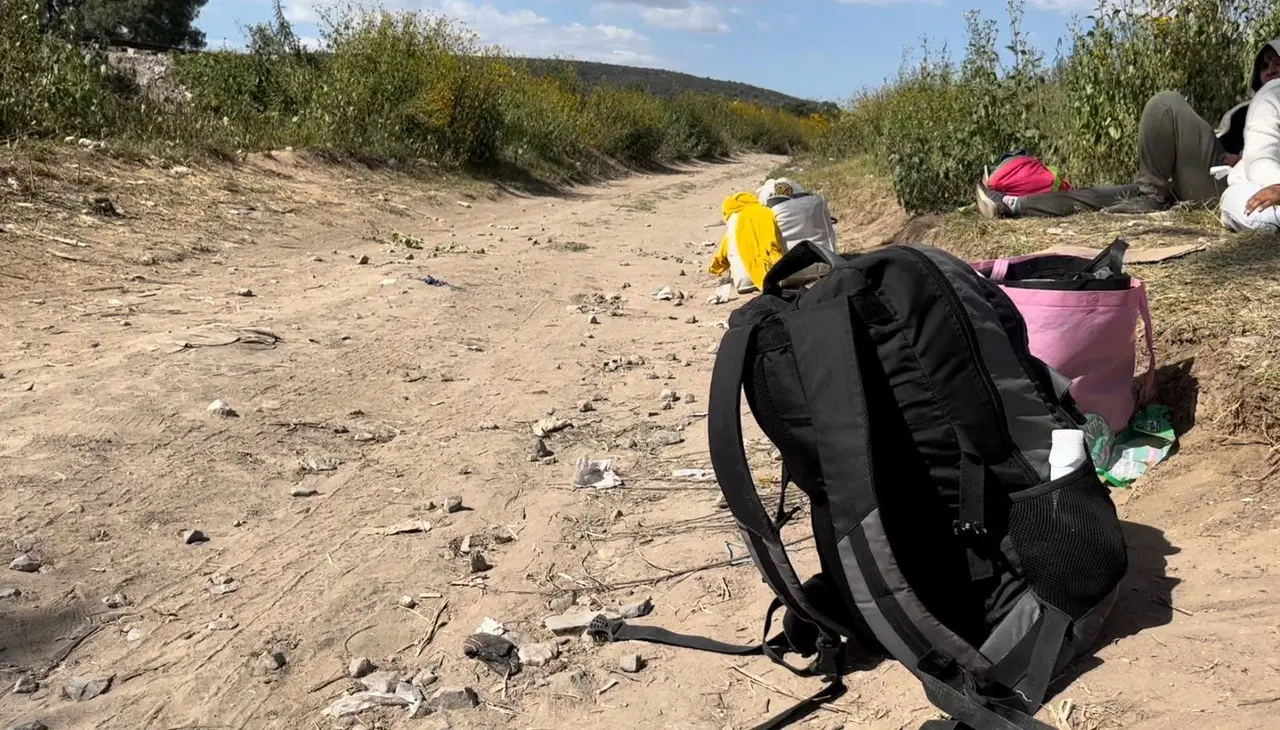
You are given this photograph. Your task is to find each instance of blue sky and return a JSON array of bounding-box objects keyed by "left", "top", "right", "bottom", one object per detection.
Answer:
[{"left": 196, "top": 0, "right": 1097, "bottom": 102}]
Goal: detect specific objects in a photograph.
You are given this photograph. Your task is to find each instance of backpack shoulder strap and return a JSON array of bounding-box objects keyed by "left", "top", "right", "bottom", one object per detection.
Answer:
[{"left": 709, "top": 322, "right": 856, "bottom": 648}]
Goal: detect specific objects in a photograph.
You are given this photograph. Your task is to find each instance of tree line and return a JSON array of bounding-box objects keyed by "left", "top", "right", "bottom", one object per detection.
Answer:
[{"left": 42, "top": 0, "right": 209, "bottom": 49}]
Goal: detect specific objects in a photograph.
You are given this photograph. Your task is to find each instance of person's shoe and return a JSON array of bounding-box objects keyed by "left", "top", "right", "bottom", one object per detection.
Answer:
[
  {"left": 1101, "top": 194, "right": 1170, "bottom": 215},
  {"left": 975, "top": 183, "right": 1015, "bottom": 219}
]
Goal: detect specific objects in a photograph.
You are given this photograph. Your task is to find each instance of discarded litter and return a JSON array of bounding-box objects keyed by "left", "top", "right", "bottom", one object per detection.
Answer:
[
  {"left": 533, "top": 417, "right": 573, "bottom": 438},
  {"left": 574, "top": 457, "right": 624, "bottom": 489},
  {"left": 707, "top": 283, "right": 737, "bottom": 305}
]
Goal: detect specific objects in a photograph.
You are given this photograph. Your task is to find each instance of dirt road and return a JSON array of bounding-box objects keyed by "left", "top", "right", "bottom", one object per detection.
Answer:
[{"left": 2, "top": 152, "right": 1279, "bottom": 730}]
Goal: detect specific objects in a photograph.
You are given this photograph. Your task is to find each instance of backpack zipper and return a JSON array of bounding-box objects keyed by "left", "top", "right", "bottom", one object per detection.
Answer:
[{"left": 898, "top": 246, "right": 1040, "bottom": 483}]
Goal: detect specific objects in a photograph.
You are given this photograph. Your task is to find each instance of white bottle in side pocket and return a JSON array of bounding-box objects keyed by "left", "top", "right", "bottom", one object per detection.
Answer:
[{"left": 1049, "top": 429, "right": 1087, "bottom": 481}]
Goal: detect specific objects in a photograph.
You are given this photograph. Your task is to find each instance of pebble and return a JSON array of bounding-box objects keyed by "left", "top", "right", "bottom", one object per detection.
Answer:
[
  {"left": 11, "top": 722, "right": 47, "bottom": 730},
  {"left": 64, "top": 674, "right": 114, "bottom": 701},
  {"left": 290, "top": 485, "right": 318, "bottom": 497},
  {"left": 360, "top": 670, "right": 402, "bottom": 693},
  {"left": 206, "top": 399, "right": 238, "bottom": 418},
  {"left": 588, "top": 314, "right": 600, "bottom": 325},
  {"left": 126, "top": 627, "right": 144, "bottom": 642},
  {"left": 443, "top": 496, "right": 464, "bottom": 513},
  {"left": 619, "top": 653, "right": 645, "bottom": 673},
  {"left": 477, "top": 617, "right": 506, "bottom": 636},
  {"left": 234, "top": 287, "right": 254, "bottom": 297},
  {"left": 405, "top": 252, "right": 415, "bottom": 261},
  {"left": 429, "top": 686, "right": 479, "bottom": 710},
  {"left": 183, "top": 529, "right": 208, "bottom": 545},
  {"left": 578, "top": 400, "right": 595, "bottom": 413},
  {"left": 618, "top": 597, "right": 654, "bottom": 619},
  {"left": 543, "top": 610, "right": 606, "bottom": 635},
  {"left": 684, "top": 394, "right": 697, "bottom": 404},
  {"left": 548, "top": 593, "right": 576, "bottom": 612},
  {"left": 685, "top": 315, "right": 698, "bottom": 324},
  {"left": 0, "top": 587, "right": 20, "bottom": 598},
  {"left": 347, "top": 656, "right": 376, "bottom": 679},
  {"left": 258, "top": 651, "right": 287, "bottom": 672},
  {"left": 9, "top": 554, "right": 40, "bottom": 573},
  {"left": 102, "top": 593, "right": 129, "bottom": 608},
  {"left": 469, "top": 551, "right": 492, "bottom": 573},
  {"left": 517, "top": 642, "right": 560, "bottom": 668},
  {"left": 650, "top": 431, "right": 685, "bottom": 447},
  {"left": 13, "top": 675, "right": 37, "bottom": 694},
  {"left": 357, "top": 254, "right": 370, "bottom": 265},
  {"left": 531, "top": 439, "right": 553, "bottom": 460},
  {"left": 532, "top": 417, "right": 572, "bottom": 437},
  {"left": 398, "top": 595, "right": 418, "bottom": 609},
  {"left": 412, "top": 668, "right": 438, "bottom": 687},
  {"left": 208, "top": 615, "right": 239, "bottom": 631}
]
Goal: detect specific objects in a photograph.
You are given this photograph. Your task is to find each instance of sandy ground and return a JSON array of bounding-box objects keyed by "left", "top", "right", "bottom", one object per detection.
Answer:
[{"left": 2, "top": 152, "right": 1280, "bottom": 730}]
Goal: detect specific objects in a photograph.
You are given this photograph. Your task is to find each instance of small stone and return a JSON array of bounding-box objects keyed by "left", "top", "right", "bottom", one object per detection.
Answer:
[
  {"left": 13, "top": 675, "right": 38, "bottom": 694},
  {"left": 183, "top": 529, "right": 208, "bottom": 545},
  {"left": 210, "top": 572, "right": 235, "bottom": 586},
  {"left": 64, "top": 674, "right": 114, "bottom": 701},
  {"left": 208, "top": 615, "right": 239, "bottom": 631},
  {"left": 102, "top": 593, "right": 129, "bottom": 609},
  {"left": 126, "top": 626, "right": 145, "bottom": 642},
  {"left": 577, "top": 400, "right": 595, "bottom": 413},
  {"left": 619, "top": 653, "right": 645, "bottom": 673},
  {"left": 443, "top": 496, "right": 464, "bottom": 513},
  {"left": 0, "top": 587, "right": 20, "bottom": 598},
  {"left": 459, "top": 534, "right": 473, "bottom": 554},
  {"left": 347, "top": 656, "right": 376, "bottom": 679},
  {"left": 412, "top": 668, "right": 438, "bottom": 687},
  {"left": 469, "top": 551, "right": 492, "bottom": 574},
  {"left": 258, "top": 651, "right": 287, "bottom": 672},
  {"left": 685, "top": 315, "right": 698, "bottom": 324},
  {"left": 398, "top": 595, "right": 418, "bottom": 609},
  {"left": 206, "top": 399, "right": 238, "bottom": 418},
  {"left": 234, "top": 287, "right": 254, "bottom": 297},
  {"left": 353, "top": 432, "right": 377, "bottom": 443},
  {"left": 543, "top": 610, "right": 604, "bottom": 635},
  {"left": 531, "top": 439, "right": 553, "bottom": 460},
  {"left": 9, "top": 554, "right": 40, "bottom": 573},
  {"left": 587, "top": 314, "right": 600, "bottom": 325},
  {"left": 11, "top": 722, "right": 47, "bottom": 730},
  {"left": 290, "top": 485, "right": 318, "bottom": 497},
  {"left": 548, "top": 593, "right": 575, "bottom": 612},
  {"left": 517, "top": 642, "right": 560, "bottom": 668},
  {"left": 532, "top": 417, "right": 572, "bottom": 437},
  {"left": 357, "top": 254, "right": 370, "bottom": 265},
  {"left": 429, "top": 686, "right": 479, "bottom": 710},
  {"left": 684, "top": 394, "right": 697, "bottom": 404},
  {"left": 618, "top": 597, "right": 654, "bottom": 619},
  {"left": 478, "top": 421, "right": 499, "bottom": 430},
  {"left": 659, "top": 388, "right": 677, "bottom": 402},
  {"left": 477, "top": 617, "right": 506, "bottom": 636},
  {"left": 404, "top": 252, "right": 415, "bottom": 261},
  {"left": 360, "top": 670, "right": 402, "bottom": 693},
  {"left": 651, "top": 431, "right": 685, "bottom": 447},
  {"left": 170, "top": 166, "right": 193, "bottom": 176}
]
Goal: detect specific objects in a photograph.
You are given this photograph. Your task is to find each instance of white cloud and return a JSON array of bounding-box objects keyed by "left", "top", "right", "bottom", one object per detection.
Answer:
[
  {"left": 597, "top": 1, "right": 731, "bottom": 33},
  {"left": 835, "top": 0, "right": 944, "bottom": 5},
  {"left": 266, "top": 1, "right": 663, "bottom": 66}
]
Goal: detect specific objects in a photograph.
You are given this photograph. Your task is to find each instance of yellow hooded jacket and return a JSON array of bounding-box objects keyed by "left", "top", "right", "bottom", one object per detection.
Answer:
[{"left": 708, "top": 192, "right": 786, "bottom": 292}]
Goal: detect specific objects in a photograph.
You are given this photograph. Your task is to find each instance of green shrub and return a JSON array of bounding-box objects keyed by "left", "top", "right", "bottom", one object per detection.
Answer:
[{"left": 819, "top": 0, "right": 1280, "bottom": 213}]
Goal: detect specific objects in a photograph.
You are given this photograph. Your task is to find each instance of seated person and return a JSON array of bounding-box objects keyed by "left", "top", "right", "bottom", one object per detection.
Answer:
[
  {"left": 708, "top": 192, "right": 786, "bottom": 294},
  {"left": 977, "top": 40, "right": 1280, "bottom": 218},
  {"left": 1222, "top": 42, "right": 1280, "bottom": 232},
  {"left": 759, "top": 178, "right": 839, "bottom": 255}
]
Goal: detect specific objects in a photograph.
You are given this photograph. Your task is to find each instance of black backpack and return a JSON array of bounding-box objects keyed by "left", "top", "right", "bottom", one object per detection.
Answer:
[{"left": 587, "top": 242, "right": 1129, "bottom": 730}]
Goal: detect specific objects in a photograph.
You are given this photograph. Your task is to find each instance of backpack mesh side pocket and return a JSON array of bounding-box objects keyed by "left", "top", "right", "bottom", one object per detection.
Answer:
[{"left": 1006, "top": 465, "right": 1127, "bottom": 619}]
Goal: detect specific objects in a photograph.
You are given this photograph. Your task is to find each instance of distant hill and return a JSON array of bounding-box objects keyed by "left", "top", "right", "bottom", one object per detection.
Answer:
[{"left": 517, "top": 58, "right": 838, "bottom": 117}]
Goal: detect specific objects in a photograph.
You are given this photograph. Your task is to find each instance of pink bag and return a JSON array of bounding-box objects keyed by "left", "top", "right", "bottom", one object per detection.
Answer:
[{"left": 973, "top": 252, "right": 1156, "bottom": 432}]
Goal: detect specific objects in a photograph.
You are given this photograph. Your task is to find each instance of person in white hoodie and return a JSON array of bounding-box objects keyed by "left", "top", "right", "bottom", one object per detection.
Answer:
[{"left": 1221, "top": 40, "right": 1280, "bottom": 231}]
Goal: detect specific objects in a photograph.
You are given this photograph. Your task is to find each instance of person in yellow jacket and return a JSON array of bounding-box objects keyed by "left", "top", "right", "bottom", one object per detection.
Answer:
[{"left": 708, "top": 192, "right": 787, "bottom": 294}]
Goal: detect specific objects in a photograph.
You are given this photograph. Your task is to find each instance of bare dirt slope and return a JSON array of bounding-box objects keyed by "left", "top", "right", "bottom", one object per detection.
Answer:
[{"left": 2, "top": 152, "right": 1279, "bottom": 730}]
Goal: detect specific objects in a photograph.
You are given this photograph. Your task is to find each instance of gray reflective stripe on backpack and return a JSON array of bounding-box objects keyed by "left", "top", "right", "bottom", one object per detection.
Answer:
[{"left": 708, "top": 323, "right": 856, "bottom": 642}]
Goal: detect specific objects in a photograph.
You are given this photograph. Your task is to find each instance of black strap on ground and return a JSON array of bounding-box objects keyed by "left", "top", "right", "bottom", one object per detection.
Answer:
[
  {"left": 586, "top": 615, "right": 784, "bottom": 657},
  {"left": 750, "top": 677, "right": 847, "bottom": 730}
]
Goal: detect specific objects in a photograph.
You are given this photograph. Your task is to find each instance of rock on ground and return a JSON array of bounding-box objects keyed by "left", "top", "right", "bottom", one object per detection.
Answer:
[
  {"left": 348, "top": 657, "right": 376, "bottom": 679},
  {"left": 63, "top": 674, "right": 115, "bottom": 701},
  {"left": 517, "top": 642, "right": 560, "bottom": 668},
  {"left": 9, "top": 554, "right": 40, "bottom": 573},
  {"left": 619, "top": 653, "right": 645, "bottom": 673},
  {"left": 429, "top": 686, "right": 479, "bottom": 710}
]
